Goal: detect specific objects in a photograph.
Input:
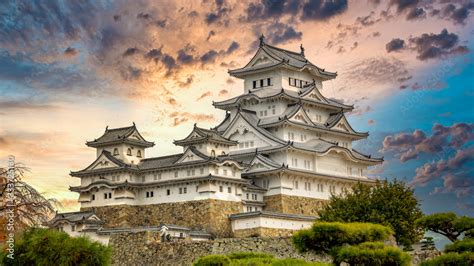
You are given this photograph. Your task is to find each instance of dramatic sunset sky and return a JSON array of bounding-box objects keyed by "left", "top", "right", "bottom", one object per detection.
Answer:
[{"left": 0, "top": 0, "right": 473, "bottom": 224}]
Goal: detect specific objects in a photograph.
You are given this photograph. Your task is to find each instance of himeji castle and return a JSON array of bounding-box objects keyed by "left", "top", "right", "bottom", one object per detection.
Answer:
[{"left": 49, "top": 36, "right": 383, "bottom": 243}]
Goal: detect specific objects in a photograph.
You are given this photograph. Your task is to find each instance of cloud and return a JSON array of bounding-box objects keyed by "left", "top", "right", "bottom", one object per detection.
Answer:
[
  {"left": 406, "top": 7, "right": 426, "bottom": 20},
  {"left": 431, "top": 3, "right": 474, "bottom": 25},
  {"left": 355, "top": 11, "right": 381, "bottom": 26},
  {"left": 219, "top": 89, "right": 229, "bottom": 96},
  {"left": 197, "top": 91, "right": 212, "bottom": 100},
  {"left": 177, "top": 75, "right": 194, "bottom": 88},
  {"left": 226, "top": 41, "right": 240, "bottom": 54},
  {"left": 266, "top": 23, "right": 303, "bottom": 45},
  {"left": 168, "top": 111, "right": 216, "bottom": 126},
  {"left": 385, "top": 38, "right": 405, "bottom": 53},
  {"left": 302, "top": 0, "right": 348, "bottom": 21},
  {"left": 381, "top": 123, "right": 474, "bottom": 162},
  {"left": 411, "top": 147, "right": 474, "bottom": 189},
  {"left": 64, "top": 47, "right": 78, "bottom": 57},
  {"left": 123, "top": 47, "right": 140, "bottom": 57},
  {"left": 200, "top": 50, "right": 219, "bottom": 64},
  {"left": 244, "top": 0, "right": 300, "bottom": 21},
  {"left": 389, "top": 0, "right": 420, "bottom": 13},
  {"left": 343, "top": 57, "right": 411, "bottom": 85},
  {"left": 206, "top": 30, "right": 216, "bottom": 41},
  {"left": 205, "top": 0, "right": 230, "bottom": 25},
  {"left": 408, "top": 29, "right": 469, "bottom": 61}
]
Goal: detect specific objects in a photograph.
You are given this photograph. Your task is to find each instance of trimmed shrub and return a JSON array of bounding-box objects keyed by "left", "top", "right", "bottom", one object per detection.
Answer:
[
  {"left": 333, "top": 242, "right": 411, "bottom": 266},
  {"left": 194, "top": 254, "right": 231, "bottom": 266},
  {"left": 227, "top": 252, "right": 274, "bottom": 260},
  {"left": 444, "top": 238, "right": 474, "bottom": 253},
  {"left": 194, "top": 253, "right": 331, "bottom": 266},
  {"left": 0, "top": 228, "right": 111, "bottom": 266},
  {"left": 420, "top": 252, "right": 474, "bottom": 266},
  {"left": 292, "top": 222, "right": 394, "bottom": 252}
]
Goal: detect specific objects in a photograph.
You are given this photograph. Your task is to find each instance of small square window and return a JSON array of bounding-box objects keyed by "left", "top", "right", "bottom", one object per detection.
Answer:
[
  {"left": 167, "top": 189, "right": 171, "bottom": 195},
  {"left": 253, "top": 80, "right": 257, "bottom": 88},
  {"left": 228, "top": 187, "right": 232, "bottom": 193},
  {"left": 219, "top": 186, "right": 223, "bottom": 192}
]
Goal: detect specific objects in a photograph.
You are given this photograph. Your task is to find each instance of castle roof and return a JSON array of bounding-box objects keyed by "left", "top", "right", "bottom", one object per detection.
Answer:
[
  {"left": 48, "top": 211, "right": 104, "bottom": 226},
  {"left": 86, "top": 123, "right": 154, "bottom": 148},
  {"left": 228, "top": 36, "right": 336, "bottom": 81},
  {"left": 213, "top": 86, "right": 353, "bottom": 111},
  {"left": 173, "top": 124, "right": 237, "bottom": 146},
  {"left": 70, "top": 174, "right": 250, "bottom": 192}
]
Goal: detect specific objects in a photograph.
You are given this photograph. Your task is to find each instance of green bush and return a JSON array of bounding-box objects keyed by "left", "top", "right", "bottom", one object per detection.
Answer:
[
  {"left": 421, "top": 252, "right": 474, "bottom": 266},
  {"left": 194, "top": 254, "right": 231, "bottom": 266},
  {"left": 194, "top": 253, "right": 331, "bottom": 266},
  {"left": 292, "top": 222, "right": 394, "bottom": 252},
  {"left": 0, "top": 228, "right": 111, "bottom": 266},
  {"left": 444, "top": 238, "right": 474, "bottom": 253},
  {"left": 227, "top": 252, "right": 274, "bottom": 260},
  {"left": 333, "top": 242, "right": 411, "bottom": 266}
]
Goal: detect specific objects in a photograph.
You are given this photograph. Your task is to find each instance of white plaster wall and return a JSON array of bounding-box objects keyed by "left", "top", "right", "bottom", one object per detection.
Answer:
[
  {"left": 231, "top": 216, "right": 313, "bottom": 231},
  {"left": 243, "top": 70, "right": 280, "bottom": 93}
]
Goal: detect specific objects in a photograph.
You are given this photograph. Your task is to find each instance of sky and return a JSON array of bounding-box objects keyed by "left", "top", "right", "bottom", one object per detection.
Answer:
[{"left": 0, "top": 0, "right": 473, "bottom": 229}]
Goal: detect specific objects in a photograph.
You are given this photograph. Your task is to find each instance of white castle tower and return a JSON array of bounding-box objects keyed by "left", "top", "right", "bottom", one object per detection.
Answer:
[{"left": 50, "top": 36, "right": 382, "bottom": 240}]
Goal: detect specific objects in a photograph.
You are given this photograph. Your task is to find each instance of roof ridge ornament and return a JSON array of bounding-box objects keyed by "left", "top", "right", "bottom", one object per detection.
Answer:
[
  {"left": 300, "top": 44, "right": 305, "bottom": 57},
  {"left": 259, "top": 34, "right": 265, "bottom": 47}
]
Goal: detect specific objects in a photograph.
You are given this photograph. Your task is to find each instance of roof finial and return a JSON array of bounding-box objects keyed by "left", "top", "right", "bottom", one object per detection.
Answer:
[
  {"left": 105, "top": 126, "right": 108, "bottom": 131},
  {"left": 132, "top": 122, "right": 136, "bottom": 126},
  {"left": 300, "top": 44, "right": 305, "bottom": 57},
  {"left": 259, "top": 34, "right": 265, "bottom": 47}
]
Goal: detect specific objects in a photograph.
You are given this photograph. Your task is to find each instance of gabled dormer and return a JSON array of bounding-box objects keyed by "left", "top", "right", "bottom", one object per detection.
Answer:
[
  {"left": 174, "top": 124, "right": 238, "bottom": 157},
  {"left": 229, "top": 35, "right": 336, "bottom": 93},
  {"left": 86, "top": 123, "right": 154, "bottom": 164}
]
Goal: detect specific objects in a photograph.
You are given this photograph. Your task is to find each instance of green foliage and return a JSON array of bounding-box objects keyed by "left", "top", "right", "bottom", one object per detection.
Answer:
[
  {"left": 333, "top": 242, "right": 411, "bottom": 266},
  {"left": 415, "top": 212, "right": 474, "bottom": 242},
  {"left": 444, "top": 238, "right": 474, "bottom": 253},
  {"left": 420, "top": 252, "right": 474, "bottom": 266},
  {"left": 318, "top": 179, "right": 423, "bottom": 246},
  {"left": 194, "top": 253, "right": 331, "bottom": 266},
  {"left": 194, "top": 254, "right": 231, "bottom": 266},
  {"left": 227, "top": 252, "right": 274, "bottom": 260},
  {"left": 292, "top": 222, "right": 393, "bottom": 253},
  {"left": 0, "top": 228, "right": 111, "bottom": 266}
]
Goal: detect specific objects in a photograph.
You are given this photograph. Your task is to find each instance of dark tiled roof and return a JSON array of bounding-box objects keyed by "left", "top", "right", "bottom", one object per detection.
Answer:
[
  {"left": 86, "top": 124, "right": 154, "bottom": 148},
  {"left": 228, "top": 38, "right": 336, "bottom": 80},
  {"left": 174, "top": 124, "right": 237, "bottom": 146},
  {"left": 49, "top": 211, "right": 103, "bottom": 225},
  {"left": 70, "top": 150, "right": 133, "bottom": 177},
  {"left": 213, "top": 87, "right": 353, "bottom": 111}
]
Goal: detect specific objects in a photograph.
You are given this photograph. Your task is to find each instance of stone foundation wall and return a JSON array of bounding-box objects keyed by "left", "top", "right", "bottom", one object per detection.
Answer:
[
  {"left": 232, "top": 227, "right": 296, "bottom": 238},
  {"left": 81, "top": 199, "right": 242, "bottom": 237},
  {"left": 263, "top": 194, "right": 326, "bottom": 215},
  {"left": 109, "top": 232, "right": 331, "bottom": 266}
]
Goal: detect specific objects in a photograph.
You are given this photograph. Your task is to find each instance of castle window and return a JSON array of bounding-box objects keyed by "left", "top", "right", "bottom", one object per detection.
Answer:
[
  {"left": 92, "top": 194, "right": 95, "bottom": 201},
  {"left": 113, "top": 148, "right": 119, "bottom": 156},
  {"left": 253, "top": 80, "right": 257, "bottom": 89},
  {"left": 167, "top": 189, "right": 171, "bottom": 196},
  {"left": 223, "top": 169, "right": 228, "bottom": 176},
  {"left": 246, "top": 193, "right": 249, "bottom": 199},
  {"left": 260, "top": 79, "right": 264, "bottom": 87},
  {"left": 294, "top": 180, "right": 299, "bottom": 189},
  {"left": 174, "top": 171, "right": 178, "bottom": 178},
  {"left": 104, "top": 192, "right": 112, "bottom": 199},
  {"left": 137, "top": 150, "right": 142, "bottom": 158},
  {"left": 219, "top": 186, "right": 223, "bottom": 192},
  {"left": 146, "top": 191, "right": 154, "bottom": 198},
  {"left": 200, "top": 168, "right": 204, "bottom": 174},
  {"left": 232, "top": 171, "right": 236, "bottom": 177},
  {"left": 228, "top": 187, "right": 232, "bottom": 193},
  {"left": 154, "top": 173, "right": 161, "bottom": 181},
  {"left": 71, "top": 225, "right": 76, "bottom": 232},
  {"left": 127, "top": 148, "right": 132, "bottom": 156},
  {"left": 267, "top": 78, "right": 272, "bottom": 86},
  {"left": 179, "top": 188, "right": 183, "bottom": 194},
  {"left": 184, "top": 187, "right": 187, "bottom": 194}
]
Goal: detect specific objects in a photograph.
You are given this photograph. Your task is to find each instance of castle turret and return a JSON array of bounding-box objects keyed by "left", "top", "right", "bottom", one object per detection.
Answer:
[{"left": 86, "top": 123, "right": 154, "bottom": 164}]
